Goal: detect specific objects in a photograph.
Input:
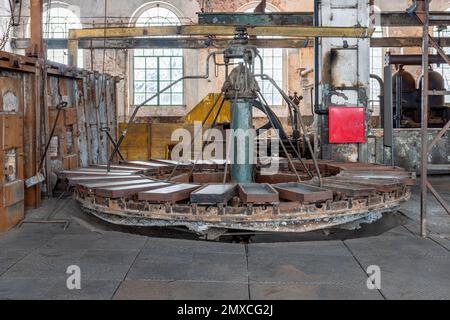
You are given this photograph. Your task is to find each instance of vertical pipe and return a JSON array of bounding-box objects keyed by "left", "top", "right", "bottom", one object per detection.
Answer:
[
  {"left": 230, "top": 99, "right": 254, "bottom": 183},
  {"left": 420, "top": 0, "right": 430, "bottom": 238},
  {"left": 382, "top": 66, "right": 394, "bottom": 166},
  {"left": 313, "top": 0, "right": 321, "bottom": 158},
  {"left": 27, "top": 0, "right": 44, "bottom": 58}
]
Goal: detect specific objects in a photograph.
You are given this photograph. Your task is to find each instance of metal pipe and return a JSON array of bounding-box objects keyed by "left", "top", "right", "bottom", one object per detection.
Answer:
[
  {"left": 230, "top": 99, "right": 254, "bottom": 183},
  {"left": 370, "top": 73, "right": 384, "bottom": 120},
  {"left": 255, "top": 73, "right": 322, "bottom": 186},
  {"left": 386, "top": 53, "right": 450, "bottom": 65},
  {"left": 420, "top": 0, "right": 430, "bottom": 238},
  {"left": 107, "top": 51, "right": 219, "bottom": 171},
  {"left": 314, "top": 0, "right": 320, "bottom": 115}
]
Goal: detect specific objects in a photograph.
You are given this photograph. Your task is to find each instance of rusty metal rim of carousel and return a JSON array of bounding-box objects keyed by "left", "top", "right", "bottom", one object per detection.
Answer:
[{"left": 57, "top": 158, "right": 415, "bottom": 233}]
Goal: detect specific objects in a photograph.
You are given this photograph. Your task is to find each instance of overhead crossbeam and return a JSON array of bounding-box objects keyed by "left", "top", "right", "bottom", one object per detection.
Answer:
[{"left": 68, "top": 25, "right": 372, "bottom": 40}]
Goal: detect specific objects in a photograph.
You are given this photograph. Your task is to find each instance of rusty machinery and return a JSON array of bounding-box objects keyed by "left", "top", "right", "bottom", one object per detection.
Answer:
[
  {"left": 384, "top": 53, "right": 450, "bottom": 128},
  {"left": 59, "top": 27, "right": 415, "bottom": 237}
]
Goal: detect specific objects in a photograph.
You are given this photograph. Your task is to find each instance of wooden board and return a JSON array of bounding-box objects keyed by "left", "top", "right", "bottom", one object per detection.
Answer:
[
  {"left": 273, "top": 182, "right": 333, "bottom": 203},
  {"left": 237, "top": 183, "right": 279, "bottom": 204},
  {"left": 190, "top": 184, "right": 236, "bottom": 204},
  {"left": 95, "top": 182, "right": 170, "bottom": 198},
  {"left": 138, "top": 183, "right": 199, "bottom": 203}
]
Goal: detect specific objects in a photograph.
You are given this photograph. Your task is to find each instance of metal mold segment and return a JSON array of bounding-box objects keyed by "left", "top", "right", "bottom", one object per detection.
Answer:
[{"left": 67, "top": 160, "right": 413, "bottom": 235}]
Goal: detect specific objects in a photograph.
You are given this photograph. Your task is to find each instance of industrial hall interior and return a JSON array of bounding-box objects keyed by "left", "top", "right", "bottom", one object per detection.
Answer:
[{"left": 0, "top": 0, "right": 449, "bottom": 301}]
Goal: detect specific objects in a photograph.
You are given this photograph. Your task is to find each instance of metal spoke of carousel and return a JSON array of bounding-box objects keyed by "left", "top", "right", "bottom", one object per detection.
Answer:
[{"left": 53, "top": 26, "right": 416, "bottom": 237}]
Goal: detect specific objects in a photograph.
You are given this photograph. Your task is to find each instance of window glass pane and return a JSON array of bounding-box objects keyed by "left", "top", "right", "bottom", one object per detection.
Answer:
[
  {"left": 160, "top": 57, "right": 171, "bottom": 69},
  {"left": 146, "top": 69, "right": 158, "bottom": 81},
  {"left": 134, "top": 70, "right": 145, "bottom": 81},
  {"left": 171, "top": 69, "right": 183, "bottom": 80},
  {"left": 171, "top": 57, "right": 183, "bottom": 69},
  {"left": 146, "top": 57, "right": 157, "bottom": 68},
  {"left": 134, "top": 82, "right": 145, "bottom": 93},
  {"left": 160, "top": 69, "right": 171, "bottom": 81},
  {"left": 172, "top": 81, "right": 183, "bottom": 93},
  {"left": 172, "top": 93, "right": 183, "bottom": 105},
  {"left": 43, "top": 7, "right": 83, "bottom": 67},
  {"left": 146, "top": 82, "right": 158, "bottom": 93},
  {"left": 134, "top": 94, "right": 145, "bottom": 105},
  {"left": 160, "top": 93, "right": 171, "bottom": 105},
  {"left": 132, "top": 7, "right": 184, "bottom": 106},
  {"left": 135, "top": 57, "right": 146, "bottom": 67}
]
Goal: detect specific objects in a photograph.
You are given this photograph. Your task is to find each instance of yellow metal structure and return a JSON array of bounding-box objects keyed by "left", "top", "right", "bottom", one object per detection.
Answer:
[
  {"left": 68, "top": 25, "right": 372, "bottom": 40},
  {"left": 185, "top": 93, "right": 231, "bottom": 124}
]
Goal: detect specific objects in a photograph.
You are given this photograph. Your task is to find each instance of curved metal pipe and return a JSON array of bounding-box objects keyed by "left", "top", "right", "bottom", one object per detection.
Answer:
[
  {"left": 107, "top": 51, "right": 219, "bottom": 171},
  {"left": 255, "top": 73, "right": 322, "bottom": 185}
]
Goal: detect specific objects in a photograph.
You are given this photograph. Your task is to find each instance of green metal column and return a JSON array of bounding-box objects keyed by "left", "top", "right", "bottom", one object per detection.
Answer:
[{"left": 230, "top": 98, "right": 254, "bottom": 183}]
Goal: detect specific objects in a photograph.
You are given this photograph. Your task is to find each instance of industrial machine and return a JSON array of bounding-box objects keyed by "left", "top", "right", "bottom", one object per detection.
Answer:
[
  {"left": 388, "top": 54, "right": 450, "bottom": 128},
  {"left": 60, "top": 28, "right": 414, "bottom": 237}
]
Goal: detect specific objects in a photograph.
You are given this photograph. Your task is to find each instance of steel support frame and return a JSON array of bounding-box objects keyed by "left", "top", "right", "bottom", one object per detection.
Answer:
[
  {"left": 418, "top": 1, "right": 450, "bottom": 238},
  {"left": 12, "top": 37, "right": 450, "bottom": 50},
  {"left": 66, "top": 25, "right": 372, "bottom": 67}
]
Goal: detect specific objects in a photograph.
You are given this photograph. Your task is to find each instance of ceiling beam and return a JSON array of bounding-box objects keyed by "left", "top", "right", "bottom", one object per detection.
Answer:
[
  {"left": 68, "top": 25, "right": 372, "bottom": 39},
  {"left": 12, "top": 37, "right": 450, "bottom": 50}
]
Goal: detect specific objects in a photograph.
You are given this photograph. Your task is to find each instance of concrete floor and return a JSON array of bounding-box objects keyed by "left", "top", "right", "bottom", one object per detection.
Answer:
[{"left": 0, "top": 176, "right": 449, "bottom": 300}]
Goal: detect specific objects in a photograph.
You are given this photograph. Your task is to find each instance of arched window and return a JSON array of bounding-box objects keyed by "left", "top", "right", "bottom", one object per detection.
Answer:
[
  {"left": 132, "top": 5, "right": 184, "bottom": 106},
  {"left": 242, "top": 5, "right": 283, "bottom": 107},
  {"left": 433, "top": 8, "right": 450, "bottom": 103},
  {"left": 369, "top": 26, "right": 383, "bottom": 113},
  {"left": 42, "top": 5, "right": 83, "bottom": 67}
]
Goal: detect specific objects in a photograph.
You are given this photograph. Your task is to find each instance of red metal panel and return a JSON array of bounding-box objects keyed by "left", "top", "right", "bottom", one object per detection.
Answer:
[{"left": 328, "top": 106, "right": 365, "bottom": 143}]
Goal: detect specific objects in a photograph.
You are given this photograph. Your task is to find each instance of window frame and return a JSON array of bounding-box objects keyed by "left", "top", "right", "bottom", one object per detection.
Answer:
[
  {"left": 239, "top": 3, "right": 286, "bottom": 108},
  {"left": 129, "top": 4, "right": 185, "bottom": 108},
  {"left": 432, "top": 8, "right": 450, "bottom": 104},
  {"left": 369, "top": 26, "right": 385, "bottom": 114},
  {"left": 40, "top": 4, "right": 83, "bottom": 67}
]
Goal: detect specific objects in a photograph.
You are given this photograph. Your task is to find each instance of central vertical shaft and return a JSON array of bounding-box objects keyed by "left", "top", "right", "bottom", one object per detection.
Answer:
[
  {"left": 222, "top": 63, "right": 260, "bottom": 183},
  {"left": 230, "top": 98, "right": 254, "bottom": 183}
]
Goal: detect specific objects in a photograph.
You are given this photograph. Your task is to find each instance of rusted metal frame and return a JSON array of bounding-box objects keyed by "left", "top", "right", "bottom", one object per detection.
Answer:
[
  {"left": 371, "top": 37, "right": 450, "bottom": 48},
  {"left": 197, "top": 12, "right": 315, "bottom": 26},
  {"left": 102, "top": 128, "right": 125, "bottom": 161},
  {"left": 37, "top": 101, "right": 67, "bottom": 172},
  {"left": 273, "top": 182, "right": 333, "bottom": 203},
  {"left": 419, "top": 0, "right": 430, "bottom": 238},
  {"left": 428, "top": 35, "right": 450, "bottom": 65},
  {"left": 237, "top": 183, "right": 279, "bottom": 204},
  {"left": 426, "top": 181, "right": 450, "bottom": 215},
  {"left": 380, "top": 11, "right": 450, "bottom": 26},
  {"left": 427, "top": 120, "right": 450, "bottom": 154}
]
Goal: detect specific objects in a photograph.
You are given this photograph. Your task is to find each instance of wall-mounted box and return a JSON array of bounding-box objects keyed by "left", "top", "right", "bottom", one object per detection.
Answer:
[{"left": 328, "top": 106, "right": 365, "bottom": 143}]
